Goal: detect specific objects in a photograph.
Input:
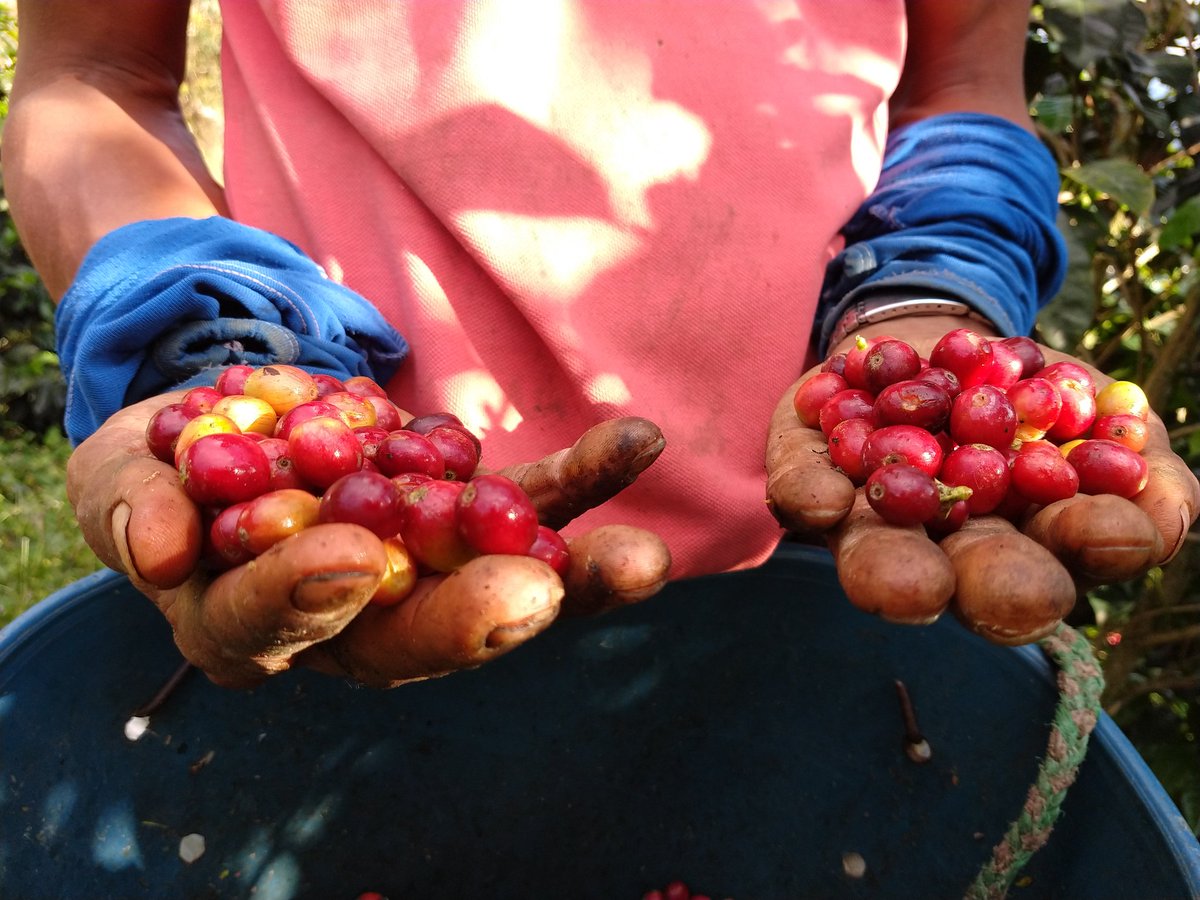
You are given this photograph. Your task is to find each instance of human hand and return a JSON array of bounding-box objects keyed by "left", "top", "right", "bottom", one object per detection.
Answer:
[
  {"left": 67, "top": 391, "right": 670, "bottom": 688},
  {"left": 765, "top": 315, "right": 1200, "bottom": 644}
]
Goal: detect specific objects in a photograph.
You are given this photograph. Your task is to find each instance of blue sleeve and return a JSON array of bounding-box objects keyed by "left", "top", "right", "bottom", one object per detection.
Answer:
[
  {"left": 55, "top": 216, "right": 409, "bottom": 445},
  {"left": 816, "top": 112, "right": 1067, "bottom": 354}
]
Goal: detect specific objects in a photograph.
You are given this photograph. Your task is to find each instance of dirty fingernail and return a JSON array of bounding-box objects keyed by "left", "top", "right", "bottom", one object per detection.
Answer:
[
  {"left": 1162, "top": 508, "right": 1191, "bottom": 564},
  {"left": 485, "top": 607, "right": 558, "bottom": 650},
  {"left": 111, "top": 502, "right": 147, "bottom": 583},
  {"left": 292, "top": 571, "right": 381, "bottom": 613}
]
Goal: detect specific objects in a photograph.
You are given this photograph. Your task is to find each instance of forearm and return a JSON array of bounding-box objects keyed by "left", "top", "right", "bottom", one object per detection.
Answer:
[
  {"left": 6, "top": 0, "right": 225, "bottom": 300},
  {"left": 892, "top": 0, "right": 1035, "bottom": 132}
]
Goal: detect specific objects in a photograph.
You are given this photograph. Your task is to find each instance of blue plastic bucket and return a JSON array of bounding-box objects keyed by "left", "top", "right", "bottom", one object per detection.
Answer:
[{"left": 2, "top": 544, "right": 1198, "bottom": 899}]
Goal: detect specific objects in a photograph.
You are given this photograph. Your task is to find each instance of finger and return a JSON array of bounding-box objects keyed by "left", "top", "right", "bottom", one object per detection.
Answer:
[
  {"left": 167, "top": 523, "right": 387, "bottom": 688},
  {"left": 67, "top": 398, "right": 202, "bottom": 589},
  {"left": 828, "top": 494, "right": 954, "bottom": 624},
  {"left": 939, "top": 517, "right": 1077, "bottom": 645},
  {"left": 1022, "top": 494, "right": 1164, "bottom": 584},
  {"left": 299, "top": 554, "right": 564, "bottom": 688},
  {"left": 561, "top": 524, "right": 672, "bottom": 616},
  {"left": 1131, "top": 416, "right": 1200, "bottom": 564},
  {"left": 500, "top": 417, "right": 665, "bottom": 529},
  {"left": 765, "top": 378, "right": 855, "bottom": 534},
  {"left": 1032, "top": 353, "right": 1198, "bottom": 565}
]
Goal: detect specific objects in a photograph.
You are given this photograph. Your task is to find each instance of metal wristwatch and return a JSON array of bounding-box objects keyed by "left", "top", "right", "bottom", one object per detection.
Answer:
[{"left": 826, "top": 296, "right": 997, "bottom": 350}]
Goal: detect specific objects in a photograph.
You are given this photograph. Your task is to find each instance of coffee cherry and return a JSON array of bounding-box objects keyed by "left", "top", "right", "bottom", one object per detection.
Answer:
[
  {"left": 401, "top": 479, "right": 477, "bottom": 572},
  {"left": 256, "top": 436, "right": 305, "bottom": 490},
  {"left": 873, "top": 379, "right": 952, "bottom": 431},
  {"left": 408, "top": 412, "right": 483, "bottom": 457},
  {"left": 915, "top": 366, "right": 962, "bottom": 399},
  {"left": 1010, "top": 443, "right": 1080, "bottom": 505},
  {"left": 1044, "top": 377, "right": 1096, "bottom": 443},
  {"left": 939, "top": 444, "right": 1010, "bottom": 515},
  {"left": 925, "top": 498, "right": 969, "bottom": 538},
  {"left": 865, "top": 464, "right": 942, "bottom": 525},
  {"left": 1038, "top": 361, "right": 1097, "bottom": 396},
  {"left": 842, "top": 335, "right": 890, "bottom": 390},
  {"left": 391, "top": 471, "right": 435, "bottom": 497},
  {"left": 323, "top": 391, "right": 378, "bottom": 429},
  {"left": 986, "top": 340, "right": 1025, "bottom": 391},
  {"left": 998, "top": 336, "right": 1045, "bottom": 378},
  {"left": 1067, "top": 439, "right": 1149, "bottom": 498},
  {"left": 827, "top": 417, "right": 875, "bottom": 483},
  {"left": 353, "top": 425, "right": 391, "bottom": 462},
  {"left": 528, "top": 525, "right": 570, "bottom": 576},
  {"left": 311, "top": 373, "right": 347, "bottom": 398},
  {"left": 215, "top": 364, "right": 255, "bottom": 397},
  {"left": 212, "top": 394, "right": 278, "bottom": 436},
  {"left": 930, "top": 328, "right": 994, "bottom": 389},
  {"left": 1092, "top": 413, "right": 1149, "bottom": 453},
  {"left": 365, "top": 395, "right": 405, "bottom": 431},
  {"left": 287, "top": 416, "right": 364, "bottom": 490},
  {"left": 793, "top": 372, "right": 848, "bottom": 427},
  {"left": 862, "top": 339, "right": 922, "bottom": 393},
  {"left": 425, "top": 425, "right": 481, "bottom": 480},
  {"left": 318, "top": 470, "right": 406, "bottom": 539},
  {"left": 1007, "top": 377, "right": 1062, "bottom": 442},
  {"left": 404, "top": 411, "right": 463, "bottom": 433},
  {"left": 181, "top": 385, "right": 224, "bottom": 415},
  {"left": 243, "top": 364, "right": 320, "bottom": 415},
  {"left": 342, "top": 375, "right": 390, "bottom": 399},
  {"left": 375, "top": 430, "right": 446, "bottom": 479},
  {"left": 236, "top": 488, "right": 321, "bottom": 556},
  {"left": 207, "top": 501, "right": 254, "bottom": 569},
  {"left": 818, "top": 389, "right": 876, "bottom": 437},
  {"left": 178, "top": 432, "right": 271, "bottom": 507},
  {"left": 371, "top": 536, "right": 419, "bottom": 606},
  {"left": 1095, "top": 380, "right": 1150, "bottom": 420},
  {"left": 456, "top": 474, "right": 539, "bottom": 556},
  {"left": 821, "top": 353, "right": 847, "bottom": 377},
  {"left": 274, "top": 400, "right": 344, "bottom": 440},
  {"left": 861, "top": 425, "right": 944, "bottom": 478},
  {"left": 174, "top": 412, "right": 241, "bottom": 466},
  {"left": 949, "top": 385, "right": 1017, "bottom": 450},
  {"left": 146, "top": 402, "right": 197, "bottom": 464}
]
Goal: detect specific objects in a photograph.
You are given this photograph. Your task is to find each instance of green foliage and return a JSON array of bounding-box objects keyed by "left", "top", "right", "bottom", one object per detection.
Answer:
[
  {"left": 0, "top": 0, "right": 1199, "bottom": 833},
  {"left": 0, "top": 429, "right": 102, "bottom": 626},
  {"left": 1030, "top": 0, "right": 1200, "bottom": 831},
  {"left": 0, "top": 4, "right": 64, "bottom": 435},
  {"left": 0, "top": 215, "right": 63, "bottom": 436}
]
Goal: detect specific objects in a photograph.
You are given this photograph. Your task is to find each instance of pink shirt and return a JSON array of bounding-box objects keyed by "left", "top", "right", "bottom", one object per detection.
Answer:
[{"left": 218, "top": 1, "right": 906, "bottom": 578}]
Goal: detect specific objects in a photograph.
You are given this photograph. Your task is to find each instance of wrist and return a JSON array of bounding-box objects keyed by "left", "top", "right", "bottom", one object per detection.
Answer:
[
  {"left": 831, "top": 313, "right": 1002, "bottom": 358},
  {"left": 825, "top": 295, "right": 998, "bottom": 355}
]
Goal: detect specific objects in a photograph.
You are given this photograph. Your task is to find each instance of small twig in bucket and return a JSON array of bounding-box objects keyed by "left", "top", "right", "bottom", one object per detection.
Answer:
[
  {"left": 895, "top": 679, "right": 932, "bottom": 763},
  {"left": 130, "top": 659, "right": 195, "bottom": 718}
]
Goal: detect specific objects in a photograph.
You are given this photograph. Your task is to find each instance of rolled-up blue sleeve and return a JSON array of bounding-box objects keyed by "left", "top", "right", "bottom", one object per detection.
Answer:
[
  {"left": 56, "top": 216, "right": 409, "bottom": 444},
  {"left": 816, "top": 113, "right": 1067, "bottom": 353}
]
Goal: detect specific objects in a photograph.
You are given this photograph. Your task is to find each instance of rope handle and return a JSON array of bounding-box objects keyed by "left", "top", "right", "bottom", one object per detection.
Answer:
[{"left": 964, "top": 622, "right": 1105, "bottom": 900}]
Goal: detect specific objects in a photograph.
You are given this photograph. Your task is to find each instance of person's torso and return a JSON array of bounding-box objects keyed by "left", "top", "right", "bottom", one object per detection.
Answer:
[{"left": 217, "top": 0, "right": 906, "bottom": 577}]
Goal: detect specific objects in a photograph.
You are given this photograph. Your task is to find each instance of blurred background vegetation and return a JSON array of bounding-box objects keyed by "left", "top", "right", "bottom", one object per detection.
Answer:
[{"left": 0, "top": 0, "right": 1198, "bottom": 828}]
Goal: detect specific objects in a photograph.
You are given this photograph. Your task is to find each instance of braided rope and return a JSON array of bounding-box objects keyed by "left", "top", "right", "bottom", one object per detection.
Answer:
[{"left": 964, "top": 623, "right": 1105, "bottom": 900}]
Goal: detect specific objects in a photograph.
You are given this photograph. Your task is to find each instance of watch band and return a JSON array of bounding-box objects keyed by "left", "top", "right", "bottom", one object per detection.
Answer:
[{"left": 826, "top": 296, "right": 996, "bottom": 350}]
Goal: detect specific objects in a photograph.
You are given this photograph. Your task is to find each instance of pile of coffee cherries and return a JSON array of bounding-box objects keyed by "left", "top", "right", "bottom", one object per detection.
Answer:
[
  {"left": 793, "top": 328, "right": 1153, "bottom": 532},
  {"left": 145, "top": 364, "right": 569, "bottom": 605}
]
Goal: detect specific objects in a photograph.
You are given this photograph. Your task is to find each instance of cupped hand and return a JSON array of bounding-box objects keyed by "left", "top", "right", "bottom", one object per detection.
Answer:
[
  {"left": 765, "top": 315, "right": 1200, "bottom": 644},
  {"left": 68, "top": 392, "right": 670, "bottom": 689}
]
